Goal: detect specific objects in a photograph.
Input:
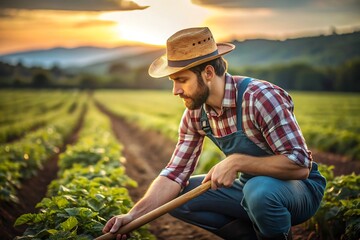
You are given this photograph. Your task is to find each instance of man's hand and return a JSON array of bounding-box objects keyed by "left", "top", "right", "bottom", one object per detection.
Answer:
[
  {"left": 102, "top": 214, "right": 133, "bottom": 240},
  {"left": 202, "top": 155, "right": 239, "bottom": 190}
]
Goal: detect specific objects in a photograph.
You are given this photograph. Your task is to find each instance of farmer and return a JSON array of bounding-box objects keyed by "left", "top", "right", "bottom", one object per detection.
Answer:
[{"left": 103, "top": 27, "right": 326, "bottom": 240}]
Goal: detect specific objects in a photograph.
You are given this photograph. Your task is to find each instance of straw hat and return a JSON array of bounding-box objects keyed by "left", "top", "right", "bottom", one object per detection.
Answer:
[{"left": 148, "top": 27, "right": 235, "bottom": 78}]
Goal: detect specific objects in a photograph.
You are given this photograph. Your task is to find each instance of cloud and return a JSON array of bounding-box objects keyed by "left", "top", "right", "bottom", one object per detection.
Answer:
[
  {"left": 0, "top": 10, "right": 14, "bottom": 18},
  {"left": 0, "top": 0, "right": 148, "bottom": 12},
  {"left": 191, "top": 0, "right": 310, "bottom": 9},
  {"left": 191, "top": 0, "right": 360, "bottom": 10},
  {"left": 0, "top": 9, "right": 36, "bottom": 20}
]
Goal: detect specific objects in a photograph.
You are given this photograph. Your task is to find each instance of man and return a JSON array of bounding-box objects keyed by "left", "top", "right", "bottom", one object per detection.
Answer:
[{"left": 103, "top": 27, "right": 326, "bottom": 240}]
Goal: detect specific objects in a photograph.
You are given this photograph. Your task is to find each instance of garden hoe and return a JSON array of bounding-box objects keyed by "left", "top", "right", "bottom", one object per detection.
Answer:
[{"left": 95, "top": 181, "right": 212, "bottom": 240}]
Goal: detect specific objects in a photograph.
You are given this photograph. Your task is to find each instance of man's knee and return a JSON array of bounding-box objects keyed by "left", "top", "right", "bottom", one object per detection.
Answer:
[
  {"left": 242, "top": 177, "right": 280, "bottom": 213},
  {"left": 169, "top": 202, "right": 190, "bottom": 220},
  {"left": 242, "top": 177, "right": 292, "bottom": 236}
]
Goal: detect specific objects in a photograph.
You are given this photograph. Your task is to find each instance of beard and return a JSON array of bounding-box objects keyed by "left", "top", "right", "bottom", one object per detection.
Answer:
[{"left": 180, "top": 76, "right": 209, "bottom": 110}]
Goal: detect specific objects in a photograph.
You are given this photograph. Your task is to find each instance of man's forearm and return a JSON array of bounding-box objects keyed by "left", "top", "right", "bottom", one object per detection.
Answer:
[
  {"left": 232, "top": 154, "right": 309, "bottom": 180},
  {"left": 128, "top": 176, "right": 182, "bottom": 219}
]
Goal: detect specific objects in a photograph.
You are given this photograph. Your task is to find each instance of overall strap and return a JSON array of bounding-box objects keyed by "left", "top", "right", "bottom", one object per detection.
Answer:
[
  {"left": 200, "top": 108, "right": 212, "bottom": 135},
  {"left": 236, "top": 77, "right": 252, "bottom": 130},
  {"left": 200, "top": 107, "right": 222, "bottom": 149}
]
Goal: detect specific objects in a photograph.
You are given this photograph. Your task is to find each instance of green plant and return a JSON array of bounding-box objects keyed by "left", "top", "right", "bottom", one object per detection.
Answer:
[
  {"left": 14, "top": 102, "right": 154, "bottom": 239},
  {"left": 15, "top": 179, "right": 144, "bottom": 239},
  {"left": 306, "top": 164, "right": 360, "bottom": 240}
]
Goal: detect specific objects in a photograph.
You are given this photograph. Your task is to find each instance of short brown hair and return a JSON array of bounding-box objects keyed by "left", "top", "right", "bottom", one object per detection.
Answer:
[{"left": 189, "top": 57, "right": 228, "bottom": 78}]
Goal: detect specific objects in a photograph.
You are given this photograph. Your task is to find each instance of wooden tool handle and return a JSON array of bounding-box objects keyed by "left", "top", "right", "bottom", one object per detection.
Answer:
[{"left": 95, "top": 181, "right": 211, "bottom": 240}]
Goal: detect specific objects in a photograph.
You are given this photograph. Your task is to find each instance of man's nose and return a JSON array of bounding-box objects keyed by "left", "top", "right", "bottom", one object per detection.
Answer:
[{"left": 173, "top": 82, "right": 184, "bottom": 95}]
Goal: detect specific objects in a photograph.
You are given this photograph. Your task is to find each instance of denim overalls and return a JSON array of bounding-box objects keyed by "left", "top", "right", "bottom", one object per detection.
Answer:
[{"left": 170, "top": 78, "right": 326, "bottom": 239}]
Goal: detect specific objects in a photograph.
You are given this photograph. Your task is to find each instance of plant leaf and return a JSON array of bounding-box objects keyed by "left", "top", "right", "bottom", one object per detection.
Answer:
[
  {"left": 60, "top": 216, "right": 78, "bottom": 231},
  {"left": 14, "top": 213, "right": 35, "bottom": 226}
]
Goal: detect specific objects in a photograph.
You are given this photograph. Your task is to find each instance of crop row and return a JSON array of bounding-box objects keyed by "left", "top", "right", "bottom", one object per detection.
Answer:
[
  {"left": 0, "top": 93, "right": 86, "bottom": 203},
  {"left": 0, "top": 91, "right": 80, "bottom": 143},
  {"left": 14, "top": 101, "right": 154, "bottom": 239},
  {"left": 95, "top": 90, "right": 183, "bottom": 141},
  {"left": 0, "top": 90, "right": 73, "bottom": 125}
]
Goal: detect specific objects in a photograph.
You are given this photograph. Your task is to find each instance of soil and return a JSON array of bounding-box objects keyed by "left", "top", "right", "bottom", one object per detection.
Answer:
[{"left": 1, "top": 103, "right": 359, "bottom": 240}]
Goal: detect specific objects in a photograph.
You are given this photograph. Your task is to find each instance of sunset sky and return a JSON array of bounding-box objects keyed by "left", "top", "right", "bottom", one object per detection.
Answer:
[{"left": 0, "top": 0, "right": 359, "bottom": 55}]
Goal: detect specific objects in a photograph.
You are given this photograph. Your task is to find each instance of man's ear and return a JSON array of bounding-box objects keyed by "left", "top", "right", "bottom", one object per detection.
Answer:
[{"left": 203, "top": 65, "right": 215, "bottom": 80}]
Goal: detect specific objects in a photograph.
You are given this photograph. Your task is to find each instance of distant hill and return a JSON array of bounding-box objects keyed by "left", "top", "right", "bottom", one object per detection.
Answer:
[
  {"left": 74, "top": 48, "right": 165, "bottom": 75},
  {"left": 226, "top": 31, "right": 360, "bottom": 68},
  {"left": 0, "top": 45, "right": 160, "bottom": 68}
]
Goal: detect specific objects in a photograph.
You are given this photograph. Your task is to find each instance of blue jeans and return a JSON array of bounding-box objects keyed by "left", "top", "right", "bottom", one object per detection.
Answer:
[{"left": 170, "top": 174, "right": 324, "bottom": 237}]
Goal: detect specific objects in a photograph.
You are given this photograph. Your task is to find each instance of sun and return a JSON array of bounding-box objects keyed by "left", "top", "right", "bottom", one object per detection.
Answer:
[
  {"left": 99, "top": 0, "right": 209, "bottom": 46},
  {"left": 118, "top": 25, "right": 167, "bottom": 46}
]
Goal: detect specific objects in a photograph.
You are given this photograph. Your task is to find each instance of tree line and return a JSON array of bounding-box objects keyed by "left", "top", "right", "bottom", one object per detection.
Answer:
[
  {"left": 0, "top": 57, "right": 359, "bottom": 92},
  {"left": 229, "top": 57, "right": 360, "bottom": 92}
]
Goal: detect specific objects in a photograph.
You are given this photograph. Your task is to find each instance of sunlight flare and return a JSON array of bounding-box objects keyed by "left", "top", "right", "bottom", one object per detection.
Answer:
[{"left": 99, "top": 0, "right": 210, "bottom": 46}]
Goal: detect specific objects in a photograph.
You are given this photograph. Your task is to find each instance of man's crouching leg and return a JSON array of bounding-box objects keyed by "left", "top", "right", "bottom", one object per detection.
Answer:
[{"left": 242, "top": 176, "right": 319, "bottom": 239}]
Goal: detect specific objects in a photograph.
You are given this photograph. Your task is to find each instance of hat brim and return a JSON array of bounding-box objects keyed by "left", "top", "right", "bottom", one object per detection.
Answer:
[{"left": 148, "top": 43, "right": 235, "bottom": 78}]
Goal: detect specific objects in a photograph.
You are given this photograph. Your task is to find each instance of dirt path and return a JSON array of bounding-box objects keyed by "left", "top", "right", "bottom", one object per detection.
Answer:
[{"left": 311, "top": 150, "right": 359, "bottom": 176}]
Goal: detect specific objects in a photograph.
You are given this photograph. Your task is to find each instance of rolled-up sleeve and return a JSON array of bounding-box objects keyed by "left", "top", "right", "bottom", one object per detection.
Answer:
[
  {"left": 250, "top": 87, "right": 312, "bottom": 168},
  {"left": 159, "top": 109, "right": 205, "bottom": 187}
]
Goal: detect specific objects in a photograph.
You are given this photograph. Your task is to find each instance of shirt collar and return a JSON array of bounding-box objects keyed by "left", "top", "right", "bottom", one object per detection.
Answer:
[
  {"left": 204, "top": 73, "right": 237, "bottom": 116},
  {"left": 223, "top": 73, "right": 237, "bottom": 108}
]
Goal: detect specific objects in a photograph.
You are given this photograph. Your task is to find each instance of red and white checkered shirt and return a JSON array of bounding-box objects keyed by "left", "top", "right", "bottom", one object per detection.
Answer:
[{"left": 160, "top": 74, "right": 312, "bottom": 187}]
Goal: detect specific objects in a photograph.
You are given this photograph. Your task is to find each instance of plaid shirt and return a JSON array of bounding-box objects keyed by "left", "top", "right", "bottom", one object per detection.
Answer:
[{"left": 160, "top": 74, "right": 312, "bottom": 187}]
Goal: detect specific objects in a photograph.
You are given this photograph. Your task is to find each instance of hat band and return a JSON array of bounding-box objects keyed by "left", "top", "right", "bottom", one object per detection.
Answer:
[{"left": 167, "top": 49, "right": 219, "bottom": 67}]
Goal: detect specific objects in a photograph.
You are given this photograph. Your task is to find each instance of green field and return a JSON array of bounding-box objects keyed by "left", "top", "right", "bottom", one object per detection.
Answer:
[{"left": 292, "top": 92, "right": 360, "bottom": 157}]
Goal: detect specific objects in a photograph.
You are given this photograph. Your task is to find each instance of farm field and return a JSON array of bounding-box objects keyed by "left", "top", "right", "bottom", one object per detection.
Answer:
[{"left": 0, "top": 89, "right": 359, "bottom": 240}]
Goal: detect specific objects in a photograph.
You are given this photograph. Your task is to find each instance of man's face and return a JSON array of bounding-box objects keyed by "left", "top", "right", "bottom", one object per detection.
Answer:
[{"left": 169, "top": 70, "right": 209, "bottom": 110}]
